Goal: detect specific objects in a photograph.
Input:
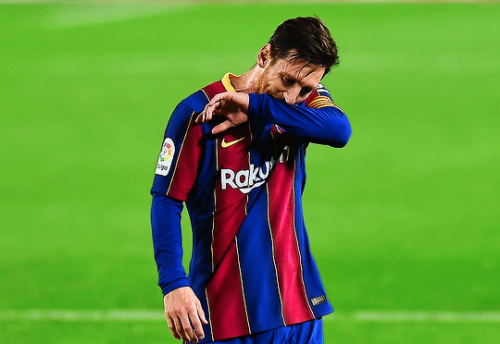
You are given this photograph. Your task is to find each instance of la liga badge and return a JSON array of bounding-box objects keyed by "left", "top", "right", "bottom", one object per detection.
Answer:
[{"left": 155, "top": 138, "right": 175, "bottom": 176}]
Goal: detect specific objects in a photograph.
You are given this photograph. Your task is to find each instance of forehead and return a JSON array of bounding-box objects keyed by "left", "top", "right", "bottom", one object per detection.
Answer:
[{"left": 274, "top": 57, "right": 325, "bottom": 86}]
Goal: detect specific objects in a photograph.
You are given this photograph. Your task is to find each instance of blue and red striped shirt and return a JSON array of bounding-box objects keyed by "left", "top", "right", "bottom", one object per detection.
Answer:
[{"left": 151, "top": 73, "right": 351, "bottom": 342}]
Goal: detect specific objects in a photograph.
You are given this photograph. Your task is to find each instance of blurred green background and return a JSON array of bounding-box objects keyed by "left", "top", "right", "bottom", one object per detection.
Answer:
[{"left": 1, "top": 1, "right": 499, "bottom": 343}]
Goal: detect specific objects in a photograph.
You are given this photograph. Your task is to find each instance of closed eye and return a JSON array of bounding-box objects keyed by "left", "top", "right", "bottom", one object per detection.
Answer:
[
  {"left": 281, "top": 74, "right": 295, "bottom": 86},
  {"left": 300, "top": 87, "right": 313, "bottom": 97}
]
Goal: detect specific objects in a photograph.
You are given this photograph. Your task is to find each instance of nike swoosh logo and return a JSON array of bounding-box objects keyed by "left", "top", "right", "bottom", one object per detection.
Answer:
[{"left": 221, "top": 137, "right": 245, "bottom": 148}]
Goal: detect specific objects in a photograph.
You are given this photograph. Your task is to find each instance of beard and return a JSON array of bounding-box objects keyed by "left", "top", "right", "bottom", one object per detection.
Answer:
[
  {"left": 255, "top": 67, "right": 271, "bottom": 95},
  {"left": 254, "top": 66, "right": 287, "bottom": 101}
]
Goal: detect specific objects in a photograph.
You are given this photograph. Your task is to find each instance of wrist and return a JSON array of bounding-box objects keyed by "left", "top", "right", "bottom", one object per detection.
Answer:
[{"left": 161, "top": 277, "right": 189, "bottom": 296}]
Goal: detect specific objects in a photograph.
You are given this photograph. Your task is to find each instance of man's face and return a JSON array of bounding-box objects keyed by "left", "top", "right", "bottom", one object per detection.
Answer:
[{"left": 255, "top": 57, "right": 325, "bottom": 105}]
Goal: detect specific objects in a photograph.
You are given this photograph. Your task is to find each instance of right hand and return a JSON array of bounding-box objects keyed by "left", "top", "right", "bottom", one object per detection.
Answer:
[
  {"left": 163, "top": 286, "right": 209, "bottom": 343},
  {"left": 195, "top": 92, "right": 250, "bottom": 135}
]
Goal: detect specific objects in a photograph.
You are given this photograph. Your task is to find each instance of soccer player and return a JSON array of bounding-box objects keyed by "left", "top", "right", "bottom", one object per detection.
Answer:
[{"left": 150, "top": 17, "right": 351, "bottom": 344}]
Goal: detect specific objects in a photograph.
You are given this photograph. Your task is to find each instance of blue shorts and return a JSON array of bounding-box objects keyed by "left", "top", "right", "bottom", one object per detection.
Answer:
[{"left": 210, "top": 319, "right": 323, "bottom": 344}]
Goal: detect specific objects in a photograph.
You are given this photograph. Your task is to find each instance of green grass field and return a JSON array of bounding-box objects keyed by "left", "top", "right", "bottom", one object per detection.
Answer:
[{"left": 1, "top": 1, "right": 499, "bottom": 343}]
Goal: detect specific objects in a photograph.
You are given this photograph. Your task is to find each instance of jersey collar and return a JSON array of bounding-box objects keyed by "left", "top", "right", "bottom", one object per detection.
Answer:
[{"left": 221, "top": 73, "right": 237, "bottom": 92}]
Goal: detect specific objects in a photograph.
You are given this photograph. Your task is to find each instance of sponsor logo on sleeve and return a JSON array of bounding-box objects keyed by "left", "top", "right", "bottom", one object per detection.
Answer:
[
  {"left": 155, "top": 138, "right": 175, "bottom": 176},
  {"left": 311, "top": 295, "right": 327, "bottom": 306}
]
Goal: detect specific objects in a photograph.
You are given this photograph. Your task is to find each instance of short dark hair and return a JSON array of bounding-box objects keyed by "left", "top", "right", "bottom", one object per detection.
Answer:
[{"left": 268, "top": 16, "right": 339, "bottom": 76}]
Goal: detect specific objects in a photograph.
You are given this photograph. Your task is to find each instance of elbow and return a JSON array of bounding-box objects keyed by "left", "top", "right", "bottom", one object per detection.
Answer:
[
  {"left": 327, "top": 116, "right": 352, "bottom": 148},
  {"left": 335, "top": 122, "right": 352, "bottom": 148}
]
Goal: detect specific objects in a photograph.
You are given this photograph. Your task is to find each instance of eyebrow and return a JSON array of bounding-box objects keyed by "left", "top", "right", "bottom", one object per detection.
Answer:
[
  {"left": 280, "top": 71, "right": 317, "bottom": 90},
  {"left": 298, "top": 62, "right": 317, "bottom": 78},
  {"left": 279, "top": 72, "right": 296, "bottom": 82}
]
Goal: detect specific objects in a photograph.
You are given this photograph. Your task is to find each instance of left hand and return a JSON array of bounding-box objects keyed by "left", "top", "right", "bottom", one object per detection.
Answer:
[
  {"left": 196, "top": 92, "right": 250, "bottom": 135},
  {"left": 163, "top": 287, "right": 208, "bottom": 344}
]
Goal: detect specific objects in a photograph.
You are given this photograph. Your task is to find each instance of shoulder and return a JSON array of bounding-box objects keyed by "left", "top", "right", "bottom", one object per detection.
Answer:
[
  {"left": 175, "top": 79, "right": 226, "bottom": 115},
  {"left": 166, "top": 77, "right": 229, "bottom": 133},
  {"left": 315, "top": 83, "right": 333, "bottom": 99},
  {"left": 201, "top": 79, "right": 227, "bottom": 100},
  {"left": 304, "top": 83, "right": 335, "bottom": 109}
]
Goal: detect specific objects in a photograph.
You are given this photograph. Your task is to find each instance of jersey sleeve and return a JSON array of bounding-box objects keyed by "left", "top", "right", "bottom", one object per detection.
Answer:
[
  {"left": 248, "top": 84, "right": 351, "bottom": 147},
  {"left": 150, "top": 101, "right": 204, "bottom": 295},
  {"left": 151, "top": 102, "right": 204, "bottom": 202},
  {"left": 150, "top": 193, "right": 189, "bottom": 295}
]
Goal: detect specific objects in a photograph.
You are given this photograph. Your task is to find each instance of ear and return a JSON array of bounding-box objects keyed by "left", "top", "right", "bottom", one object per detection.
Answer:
[{"left": 257, "top": 43, "right": 272, "bottom": 68}]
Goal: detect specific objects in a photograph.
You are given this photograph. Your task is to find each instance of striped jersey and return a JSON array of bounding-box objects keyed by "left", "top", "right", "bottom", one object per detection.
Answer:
[{"left": 151, "top": 73, "right": 351, "bottom": 342}]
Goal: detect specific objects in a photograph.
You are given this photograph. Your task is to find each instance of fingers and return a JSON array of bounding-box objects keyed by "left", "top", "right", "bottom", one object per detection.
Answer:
[
  {"left": 196, "top": 98, "right": 221, "bottom": 124},
  {"left": 197, "top": 301, "right": 209, "bottom": 325},
  {"left": 166, "top": 316, "right": 181, "bottom": 341},
  {"left": 164, "top": 288, "right": 207, "bottom": 343},
  {"left": 195, "top": 92, "right": 249, "bottom": 134},
  {"left": 179, "top": 312, "right": 200, "bottom": 343},
  {"left": 211, "top": 120, "right": 234, "bottom": 135},
  {"left": 190, "top": 302, "right": 208, "bottom": 341},
  {"left": 166, "top": 311, "right": 206, "bottom": 343}
]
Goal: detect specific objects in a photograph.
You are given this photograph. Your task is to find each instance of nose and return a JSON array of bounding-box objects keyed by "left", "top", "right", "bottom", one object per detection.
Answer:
[{"left": 284, "top": 87, "right": 300, "bottom": 105}]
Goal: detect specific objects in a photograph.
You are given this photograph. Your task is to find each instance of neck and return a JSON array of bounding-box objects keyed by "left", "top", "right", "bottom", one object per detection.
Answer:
[{"left": 231, "top": 65, "right": 263, "bottom": 93}]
